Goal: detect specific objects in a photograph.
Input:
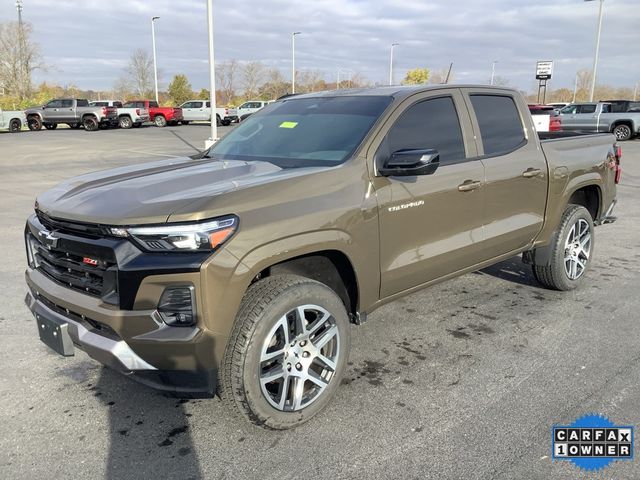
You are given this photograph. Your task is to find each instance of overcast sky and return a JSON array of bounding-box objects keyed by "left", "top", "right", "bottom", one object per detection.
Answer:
[{"left": 1, "top": 0, "right": 639, "bottom": 92}]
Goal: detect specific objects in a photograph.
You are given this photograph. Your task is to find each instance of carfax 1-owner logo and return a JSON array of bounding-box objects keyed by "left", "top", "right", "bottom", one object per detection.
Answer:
[{"left": 552, "top": 414, "right": 634, "bottom": 472}]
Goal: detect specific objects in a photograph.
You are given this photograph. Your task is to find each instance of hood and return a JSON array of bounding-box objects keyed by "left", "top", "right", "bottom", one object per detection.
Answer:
[{"left": 36, "top": 156, "right": 316, "bottom": 225}]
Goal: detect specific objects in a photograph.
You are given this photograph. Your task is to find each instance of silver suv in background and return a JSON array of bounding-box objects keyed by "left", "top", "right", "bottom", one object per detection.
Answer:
[
  {"left": 90, "top": 100, "right": 150, "bottom": 129},
  {"left": 560, "top": 102, "right": 640, "bottom": 141}
]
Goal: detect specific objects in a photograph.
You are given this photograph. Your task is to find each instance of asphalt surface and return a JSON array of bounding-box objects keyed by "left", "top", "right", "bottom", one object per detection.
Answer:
[{"left": 1, "top": 124, "right": 639, "bottom": 480}]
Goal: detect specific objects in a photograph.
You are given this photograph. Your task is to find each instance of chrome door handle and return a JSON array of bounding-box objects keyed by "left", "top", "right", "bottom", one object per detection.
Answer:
[
  {"left": 458, "top": 180, "right": 482, "bottom": 192},
  {"left": 522, "top": 168, "right": 542, "bottom": 178}
]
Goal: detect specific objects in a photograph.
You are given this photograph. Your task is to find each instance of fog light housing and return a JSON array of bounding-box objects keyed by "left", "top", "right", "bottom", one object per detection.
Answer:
[{"left": 158, "top": 286, "right": 196, "bottom": 327}]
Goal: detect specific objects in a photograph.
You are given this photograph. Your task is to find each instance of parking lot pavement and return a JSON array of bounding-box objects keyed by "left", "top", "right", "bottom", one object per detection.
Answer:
[{"left": 1, "top": 128, "right": 639, "bottom": 479}]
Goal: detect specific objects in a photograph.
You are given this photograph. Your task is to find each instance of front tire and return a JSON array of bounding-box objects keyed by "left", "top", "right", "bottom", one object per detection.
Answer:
[
  {"left": 27, "top": 117, "right": 42, "bottom": 131},
  {"left": 118, "top": 116, "right": 133, "bottom": 129},
  {"left": 220, "top": 275, "right": 350, "bottom": 430},
  {"left": 532, "top": 205, "right": 594, "bottom": 291},
  {"left": 181, "top": 121, "right": 190, "bottom": 125},
  {"left": 612, "top": 124, "right": 632, "bottom": 141},
  {"left": 154, "top": 115, "right": 167, "bottom": 127},
  {"left": 9, "top": 119, "right": 21, "bottom": 132}
]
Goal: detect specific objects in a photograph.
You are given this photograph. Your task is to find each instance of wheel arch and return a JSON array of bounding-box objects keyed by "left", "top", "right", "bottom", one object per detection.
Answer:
[
  {"left": 567, "top": 184, "right": 601, "bottom": 220},
  {"left": 258, "top": 250, "right": 360, "bottom": 319}
]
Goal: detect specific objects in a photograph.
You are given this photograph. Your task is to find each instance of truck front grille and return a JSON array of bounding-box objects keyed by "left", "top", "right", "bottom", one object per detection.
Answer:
[{"left": 27, "top": 233, "right": 117, "bottom": 298}]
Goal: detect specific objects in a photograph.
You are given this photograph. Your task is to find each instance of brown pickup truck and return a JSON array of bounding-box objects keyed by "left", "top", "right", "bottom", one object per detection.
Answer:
[{"left": 24, "top": 86, "right": 620, "bottom": 429}]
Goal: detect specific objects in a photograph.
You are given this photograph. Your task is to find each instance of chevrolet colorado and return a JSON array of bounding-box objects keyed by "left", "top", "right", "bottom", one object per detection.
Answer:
[{"left": 24, "top": 86, "right": 620, "bottom": 429}]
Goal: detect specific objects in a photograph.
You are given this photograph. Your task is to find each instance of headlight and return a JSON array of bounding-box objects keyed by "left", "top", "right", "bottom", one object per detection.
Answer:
[{"left": 113, "top": 215, "right": 238, "bottom": 252}]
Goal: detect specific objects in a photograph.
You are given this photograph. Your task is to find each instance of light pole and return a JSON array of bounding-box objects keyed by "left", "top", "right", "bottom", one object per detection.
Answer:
[
  {"left": 16, "top": 0, "right": 24, "bottom": 98},
  {"left": 491, "top": 60, "right": 498, "bottom": 86},
  {"left": 151, "top": 16, "right": 160, "bottom": 103},
  {"left": 292, "top": 32, "right": 301, "bottom": 94},
  {"left": 585, "top": 0, "right": 604, "bottom": 102},
  {"left": 573, "top": 73, "right": 579, "bottom": 102},
  {"left": 634, "top": 81, "right": 638, "bottom": 101},
  {"left": 205, "top": 0, "right": 217, "bottom": 147},
  {"left": 389, "top": 43, "right": 399, "bottom": 85}
]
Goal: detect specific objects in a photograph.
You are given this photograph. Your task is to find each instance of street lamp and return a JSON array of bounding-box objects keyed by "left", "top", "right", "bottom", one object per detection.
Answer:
[
  {"left": 151, "top": 16, "right": 160, "bottom": 103},
  {"left": 491, "top": 60, "right": 498, "bottom": 86},
  {"left": 205, "top": 0, "right": 217, "bottom": 147},
  {"left": 292, "top": 32, "right": 301, "bottom": 94},
  {"left": 389, "top": 43, "right": 399, "bottom": 85},
  {"left": 585, "top": 0, "right": 605, "bottom": 102},
  {"left": 634, "top": 81, "right": 639, "bottom": 101}
]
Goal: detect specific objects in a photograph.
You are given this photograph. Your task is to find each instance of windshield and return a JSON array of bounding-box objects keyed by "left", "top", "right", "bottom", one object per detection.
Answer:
[{"left": 207, "top": 96, "right": 392, "bottom": 168}]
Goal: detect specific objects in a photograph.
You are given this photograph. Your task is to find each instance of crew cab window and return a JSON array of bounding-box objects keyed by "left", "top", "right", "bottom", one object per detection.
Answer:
[
  {"left": 76, "top": 99, "right": 88, "bottom": 107},
  {"left": 193, "top": 101, "right": 203, "bottom": 108},
  {"left": 470, "top": 95, "right": 525, "bottom": 156},
  {"left": 182, "top": 102, "right": 193, "bottom": 108},
  {"left": 61, "top": 100, "right": 74, "bottom": 108},
  {"left": 384, "top": 96, "right": 466, "bottom": 164},
  {"left": 601, "top": 104, "right": 611, "bottom": 113},
  {"left": 560, "top": 105, "right": 578, "bottom": 114},
  {"left": 149, "top": 101, "right": 159, "bottom": 108},
  {"left": 578, "top": 104, "right": 596, "bottom": 114},
  {"left": 114, "top": 102, "right": 123, "bottom": 108},
  {"left": 45, "top": 100, "right": 62, "bottom": 108}
]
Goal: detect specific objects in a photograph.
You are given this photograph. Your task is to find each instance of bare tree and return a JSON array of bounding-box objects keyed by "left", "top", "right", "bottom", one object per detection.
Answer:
[
  {"left": 0, "top": 21, "right": 43, "bottom": 100},
  {"left": 297, "top": 70, "right": 324, "bottom": 93},
  {"left": 218, "top": 59, "right": 238, "bottom": 105},
  {"left": 260, "top": 68, "right": 289, "bottom": 100},
  {"left": 242, "top": 61, "right": 265, "bottom": 98},
  {"left": 123, "top": 49, "right": 154, "bottom": 97}
]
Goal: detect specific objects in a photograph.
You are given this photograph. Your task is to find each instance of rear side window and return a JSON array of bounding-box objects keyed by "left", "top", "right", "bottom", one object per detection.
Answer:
[
  {"left": 385, "top": 96, "right": 466, "bottom": 163},
  {"left": 149, "top": 101, "right": 159, "bottom": 108},
  {"left": 76, "top": 99, "right": 89, "bottom": 107},
  {"left": 470, "top": 95, "right": 525, "bottom": 156},
  {"left": 578, "top": 104, "right": 596, "bottom": 114},
  {"left": 61, "top": 99, "right": 74, "bottom": 108}
]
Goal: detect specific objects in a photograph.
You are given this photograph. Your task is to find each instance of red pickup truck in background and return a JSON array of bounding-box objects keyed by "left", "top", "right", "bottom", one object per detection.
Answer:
[{"left": 125, "top": 100, "right": 183, "bottom": 127}]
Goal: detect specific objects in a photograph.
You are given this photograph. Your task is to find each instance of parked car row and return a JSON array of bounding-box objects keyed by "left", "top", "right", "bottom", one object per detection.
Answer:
[{"left": 3, "top": 97, "right": 274, "bottom": 133}]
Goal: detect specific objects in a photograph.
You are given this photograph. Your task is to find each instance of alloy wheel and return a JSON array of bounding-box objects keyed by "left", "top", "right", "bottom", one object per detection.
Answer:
[
  {"left": 564, "top": 218, "right": 591, "bottom": 280},
  {"left": 259, "top": 304, "right": 340, "bottom": 412}
]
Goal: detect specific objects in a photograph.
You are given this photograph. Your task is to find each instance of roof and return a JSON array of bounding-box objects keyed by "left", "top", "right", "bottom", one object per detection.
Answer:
[{"left": 285, "top": 84, "right": 518, "bottom": 101}]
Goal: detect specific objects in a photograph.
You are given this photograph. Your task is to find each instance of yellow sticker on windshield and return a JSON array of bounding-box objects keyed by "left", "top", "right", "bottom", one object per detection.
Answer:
[{"left": 279, "top": 121, "right": 298, "bottom": 129}]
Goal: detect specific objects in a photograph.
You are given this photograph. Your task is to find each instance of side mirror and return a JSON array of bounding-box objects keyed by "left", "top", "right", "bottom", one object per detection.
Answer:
[{"left": 379, "top": 149, "right": 440, "bottom": 177}]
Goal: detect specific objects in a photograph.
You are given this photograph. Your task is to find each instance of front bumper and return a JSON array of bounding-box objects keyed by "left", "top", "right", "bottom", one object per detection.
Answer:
[
  {"left": 25, "top": 275, "right": 217, "bottom": 397},
  {"left": 24, "top": 213, "right": 221, "bottom": 396}
]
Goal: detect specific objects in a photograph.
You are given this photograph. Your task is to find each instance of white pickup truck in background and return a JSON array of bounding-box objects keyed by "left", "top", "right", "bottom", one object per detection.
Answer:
[
  {"left": 237, "top": 100, "right": 272, "bottom": 121},
  {"left": 179, "top": 100, "right": 236, "bottom": 126},
  {"left": 0, "top": 108, "right": 26, "bottom": 132},
  {"left": 89, "top": 100, "right": 150, "bottom": 129}
]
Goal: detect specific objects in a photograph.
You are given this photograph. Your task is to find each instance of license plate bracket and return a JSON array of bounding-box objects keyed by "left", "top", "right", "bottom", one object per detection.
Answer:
[{"left": 36, "top": 311, "right": 75, "bottom": 356}]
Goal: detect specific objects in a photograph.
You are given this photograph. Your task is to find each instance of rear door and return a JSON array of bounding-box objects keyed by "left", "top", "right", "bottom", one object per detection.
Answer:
[
  {"left": 572, "top": 103, "right": 599, "bottom": 131},
  {"left": 464, "top": 89, "right": 547, "bottom": 256},
  {"left": 372, "top": 89, "right": 485, "bottom": 297},
  {"left": 181, "top": 102, "right": 195, "bottom": 121}
]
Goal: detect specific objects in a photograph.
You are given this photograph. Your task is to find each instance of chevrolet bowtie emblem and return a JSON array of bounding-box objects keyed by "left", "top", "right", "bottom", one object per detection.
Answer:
[{"left": 38, "top": 229, "right": 59, "bottom": 249}]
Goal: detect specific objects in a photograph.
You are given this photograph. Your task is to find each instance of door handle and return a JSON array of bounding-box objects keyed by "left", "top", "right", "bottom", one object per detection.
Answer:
[
  {"left": 458, "top": 180, "right": 481, "bottom": 192},
  {"left": 522, "top": 168, "right": 542, "bottom": 178}
]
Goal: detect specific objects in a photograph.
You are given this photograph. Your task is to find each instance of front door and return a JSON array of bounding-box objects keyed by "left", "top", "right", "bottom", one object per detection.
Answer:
[
  {"left": 464, "top": 90, "right": 548, "bottom": 256},
  {"left": 372, "top": 91, "right": 485, "bottom": 297}
]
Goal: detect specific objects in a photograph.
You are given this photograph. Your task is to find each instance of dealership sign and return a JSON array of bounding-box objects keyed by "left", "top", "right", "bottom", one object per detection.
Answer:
[{"left": 536, "top": 61, "right": 554, "bottom": 80}]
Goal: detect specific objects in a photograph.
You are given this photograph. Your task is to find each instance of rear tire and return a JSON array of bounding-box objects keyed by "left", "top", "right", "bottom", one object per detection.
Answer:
[
  {"left": 612, "top": 124, "right": 632, "bottom": 141},
  {"left": 44, "top": 123, "right": 57, "bottom": 130},
  {"left": 68, "top": 123, "right": 81, "bottom": 129},
  {"left": 9, "top": 119, "right": 21, "bottom": 132},
  {"left": 531, "top": 205, "right": 594, "bottom": 291},
  {"left": 82, "top": 116, "right": 99, "bottom": 132},
  {"left": 118, "top": 116, "right": 133, "bottom": 129},
  {"left": 220, "top": 275, "right": 350, "bottom": 430},
  {"left": 154, "top": 115, "right": 167, "bottom": 127},
  {"left": 27, "top": 117, "right": 42, "bottom": 131}
]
